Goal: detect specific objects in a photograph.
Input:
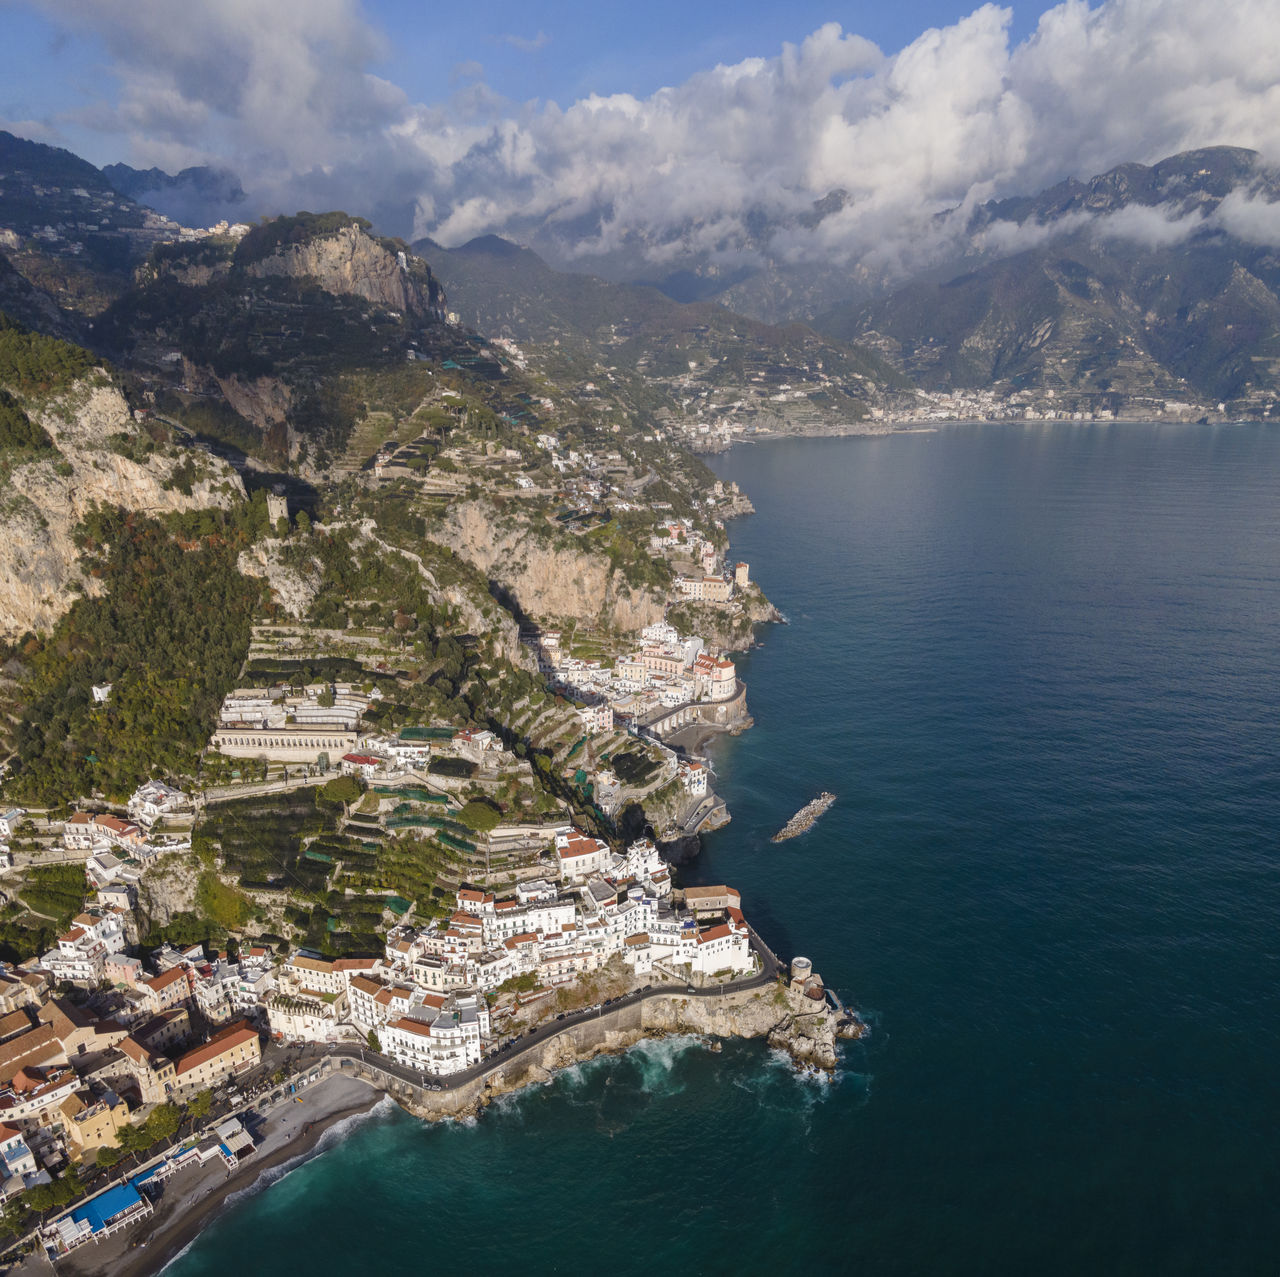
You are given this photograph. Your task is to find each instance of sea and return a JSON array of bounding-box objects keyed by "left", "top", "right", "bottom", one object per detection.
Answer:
[{"left": 167, "top": 422, "right": 1280, "bottom": 1276}]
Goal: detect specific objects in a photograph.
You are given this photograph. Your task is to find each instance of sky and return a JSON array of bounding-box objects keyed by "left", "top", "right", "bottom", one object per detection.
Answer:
[{"left": 3, "top": 0, "right": 1280, "bottom": 276}]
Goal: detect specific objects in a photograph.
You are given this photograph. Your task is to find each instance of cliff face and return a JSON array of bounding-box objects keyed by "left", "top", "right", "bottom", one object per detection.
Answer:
[
  {"left": 237, "top": 538, "right": 323, "bottom": 619},
  {"left": 438, "top": 499, "right": 665, "bottom": 632},
  {"left": 245, "top": 225, "right": 445, "bottom": 317},
  {"left": 416, "top": 984, "right": 849, "bottom": 1118},
  {"left": 0, "top": 378, "right": 244, "bottom": 637},
  {"left": 136, "top": 851, "right": 199, "bottom": 930}
]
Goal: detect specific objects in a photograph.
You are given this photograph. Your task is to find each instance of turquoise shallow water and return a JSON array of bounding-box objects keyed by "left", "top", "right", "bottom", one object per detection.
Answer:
[{"left": 168, "top": 423, "right": 1280, "bottom": 1275}]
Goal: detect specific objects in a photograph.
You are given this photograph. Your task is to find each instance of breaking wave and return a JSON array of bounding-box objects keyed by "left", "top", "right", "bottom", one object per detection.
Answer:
[{"left": 221, "top": 1094, "right": 398, "bottom": 1207}]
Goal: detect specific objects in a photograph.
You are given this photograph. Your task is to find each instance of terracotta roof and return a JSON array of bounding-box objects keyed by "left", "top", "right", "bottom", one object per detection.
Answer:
[
  {"left": 95, "top": 815, "right": 138, "bottom": 837},
  {"left": 117, "top": 1035, "right": 155, "bottom": 1067},
  {"left": 0, "top": 1024, "right": 60, "bottom": 1079},
  {"left": 349, "top": 975, "right": 383, "bottom": 996},
  {"left": 697, "top": 924, "right": 733, "bottom": 944},
  {"left": 332, "top": 958, "right": 376, "bottom": 971},
  {"left": 11, "top": 1068, "right": 42, "bottom": 1092},
  {"left": 146, "top": 966, "right": 188, "bottom": 993},
  {"left": 387, "top": 1016, "right": 434, "bottom": 1039},
  {"left": 0, "top": 1010, "right": 31, "bottom": 1040},
  {"left": 176, "top": 1022, "right": 258, "bottom": 1077}
]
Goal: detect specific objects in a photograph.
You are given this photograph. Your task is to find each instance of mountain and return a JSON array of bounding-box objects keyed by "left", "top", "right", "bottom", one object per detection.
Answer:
[
  {"left": 814, "top": 147, "right": 1280, "bottom": 414},
  {"left": 91, "top": 212, "right": 452, "bottom": 465},
  {"left": 0, "top": 129, "right": 190, "bottom": 321},
  {"left": 102, "top": 161, "right": 249, "bottom": 227},
  {"left": 419, "top": 233, "right": 913, "bottom": 441},
  {"left": 0, "top": 127, "right": 763, "bottom": 935},
  {"left": 969, "top": 146, "right": 1271, "bottom": 230}
]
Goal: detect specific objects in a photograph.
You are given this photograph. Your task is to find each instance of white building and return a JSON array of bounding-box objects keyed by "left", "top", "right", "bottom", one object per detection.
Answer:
[
  {"left": 339, "top": 753, "right": 384, "bottom": 779},
  {"left": 554, "top": 830, "right": 611, "bottom": 883},
  {"left": 266, "top": 992, "right": 340, "bottom": 1044},
  {"left": 127, "top": 782, "right": 190, "bottom": 829},
  {"left": 380, "top": 993, "right": 489, "bottom": 1075},
  {"left": 690, "top": 919, "right": 754, "bottom": 977},
  {"left": 679, "top": 760, "right": 709, "bottom": 796}
]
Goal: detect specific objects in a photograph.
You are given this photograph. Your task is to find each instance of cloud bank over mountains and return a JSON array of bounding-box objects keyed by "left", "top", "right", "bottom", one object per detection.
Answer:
[{"left": 19, "top": 0, "right": 1280, "bottom": 274}]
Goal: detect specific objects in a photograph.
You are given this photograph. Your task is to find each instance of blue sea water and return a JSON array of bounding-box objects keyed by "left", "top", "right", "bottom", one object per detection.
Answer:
[{"left": 168, "top": 423, "right": 1280, "bottom": 1276}]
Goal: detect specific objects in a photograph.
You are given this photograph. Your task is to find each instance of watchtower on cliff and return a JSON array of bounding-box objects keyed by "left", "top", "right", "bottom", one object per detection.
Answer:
[{"left": 266, "top": 492, "right": 289, "bottom": 527}]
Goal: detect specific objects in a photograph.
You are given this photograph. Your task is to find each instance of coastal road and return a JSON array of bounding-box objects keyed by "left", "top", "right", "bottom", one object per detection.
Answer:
[{"left": 301, "top": 928, "right": 783, "bottom": 1094}]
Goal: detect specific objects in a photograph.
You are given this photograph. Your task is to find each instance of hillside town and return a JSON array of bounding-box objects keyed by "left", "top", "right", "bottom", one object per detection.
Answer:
[{"left": 0, "top": 804, "right": 759, "bottom": 1213}]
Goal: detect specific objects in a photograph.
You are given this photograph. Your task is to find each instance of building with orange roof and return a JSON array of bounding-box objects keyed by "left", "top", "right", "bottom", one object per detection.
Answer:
[{"left": 173, "top": 1021, "right": 260, "bottom": 1093}]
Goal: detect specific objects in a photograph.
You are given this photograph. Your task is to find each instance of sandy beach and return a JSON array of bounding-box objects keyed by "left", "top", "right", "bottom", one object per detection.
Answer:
[{"left": 24, "top": 1074, "right": 384, "bottom": 1277}]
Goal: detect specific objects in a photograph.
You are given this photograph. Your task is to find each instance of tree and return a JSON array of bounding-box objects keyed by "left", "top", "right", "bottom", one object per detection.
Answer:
[
  {"left": 144, "top": 1104, "right": 182, "bottom": 1144},
  {"left": 321, "top": 775, "right": 360, "bottom": 805},
  {"left": 0, "top": 1199, "right": 25, "bottom": 1238},
  {"left": 456, "top": 798, "right": 502, "bottom": 833},
  {"left": 188, "top": 1090, "right": 213, "bottom": 1120},
  {"left": 295, "top": 510, "right": 311, "bottom": 535},
  {"left": 366, "top": 1030, "right": 381, "bottom": 1053},
  {"left": 116, "top": 1123, "right": 149, "bottom": 1155}
]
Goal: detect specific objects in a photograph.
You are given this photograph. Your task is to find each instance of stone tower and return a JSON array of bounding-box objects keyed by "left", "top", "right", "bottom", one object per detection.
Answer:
[{"left": 266, "top": 492, "right": 289, "bottom": 526}]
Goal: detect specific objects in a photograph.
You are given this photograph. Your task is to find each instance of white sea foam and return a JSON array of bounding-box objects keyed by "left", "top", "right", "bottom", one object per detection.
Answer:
[
  {"left": 221, "top": 1094, "right": 398, "bottom": 1209},
  {"left": 158, "top": 1235, "right": 197, "bottom": 1274},
  {"left": 625, "top": 1033, "right": 706, "bottom": 1093},
  {"left": 157, "top": 1097, "right": 397, "bottom": 1273}
]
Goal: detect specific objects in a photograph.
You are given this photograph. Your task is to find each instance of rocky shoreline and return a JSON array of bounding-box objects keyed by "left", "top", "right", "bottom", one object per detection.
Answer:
[
  {"left": 392, "top": 978, "right": 867, "bottom": 1121},
  {"left": 27, "top": 979, "right": 864, "bottom": 1276}
]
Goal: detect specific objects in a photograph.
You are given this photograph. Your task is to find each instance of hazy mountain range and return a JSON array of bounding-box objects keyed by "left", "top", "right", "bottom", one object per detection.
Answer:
[{"left": 4, "top": 128, "right": 1280, "bottom": 415}]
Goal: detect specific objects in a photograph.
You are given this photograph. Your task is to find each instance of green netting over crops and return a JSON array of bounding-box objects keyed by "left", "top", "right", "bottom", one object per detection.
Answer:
[
  {"left": 374, "top": 786, "right": 450, "bottom": 803},
  {"left": 438, "top": 831, "right": 476, "bottom": 853}
]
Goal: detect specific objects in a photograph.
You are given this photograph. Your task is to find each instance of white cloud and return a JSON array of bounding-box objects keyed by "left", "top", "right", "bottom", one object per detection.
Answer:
[
  {"left": 24, "top": 0, "right": 1280, "bottom": 277},
  {"left": 498, "top": 31, "right": 549, "bottom": 53},
  {"left": 1213, "top": 189, "right": 1280, "bottom": 246}
]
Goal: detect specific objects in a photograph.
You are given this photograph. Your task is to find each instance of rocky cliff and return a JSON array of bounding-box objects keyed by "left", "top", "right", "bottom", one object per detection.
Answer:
[
  {"left": 0, "top": 376, "right": 244, "bottom": 637},
  {"left": 395, "top": 982, "right": 859, "bottom": 1122},
  {"left": 246, "top": 224, "right": 445, "bottom": 318},
  {"left": 135, "top": 851, "right": 199, "bottom": 931},
  {"left": 438, "top": 498, "right": 665, "bottom": 632}
]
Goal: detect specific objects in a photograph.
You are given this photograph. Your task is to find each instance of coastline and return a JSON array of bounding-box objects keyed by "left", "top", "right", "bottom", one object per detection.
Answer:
[
  {"left": 36, "top": 1075, "right": 385, "bottom": 1277},
  {"left": 105, "top": 980, "right": 856, "bottom": 1274}
]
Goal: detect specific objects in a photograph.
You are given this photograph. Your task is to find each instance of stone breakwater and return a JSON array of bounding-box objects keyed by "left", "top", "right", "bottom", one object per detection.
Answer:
[
  {"left": 772, "top": 792, "right": 837, "bottom": 842},
  {"left": 333, "top": 982, "right": 864, "bottom": 1123}
]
